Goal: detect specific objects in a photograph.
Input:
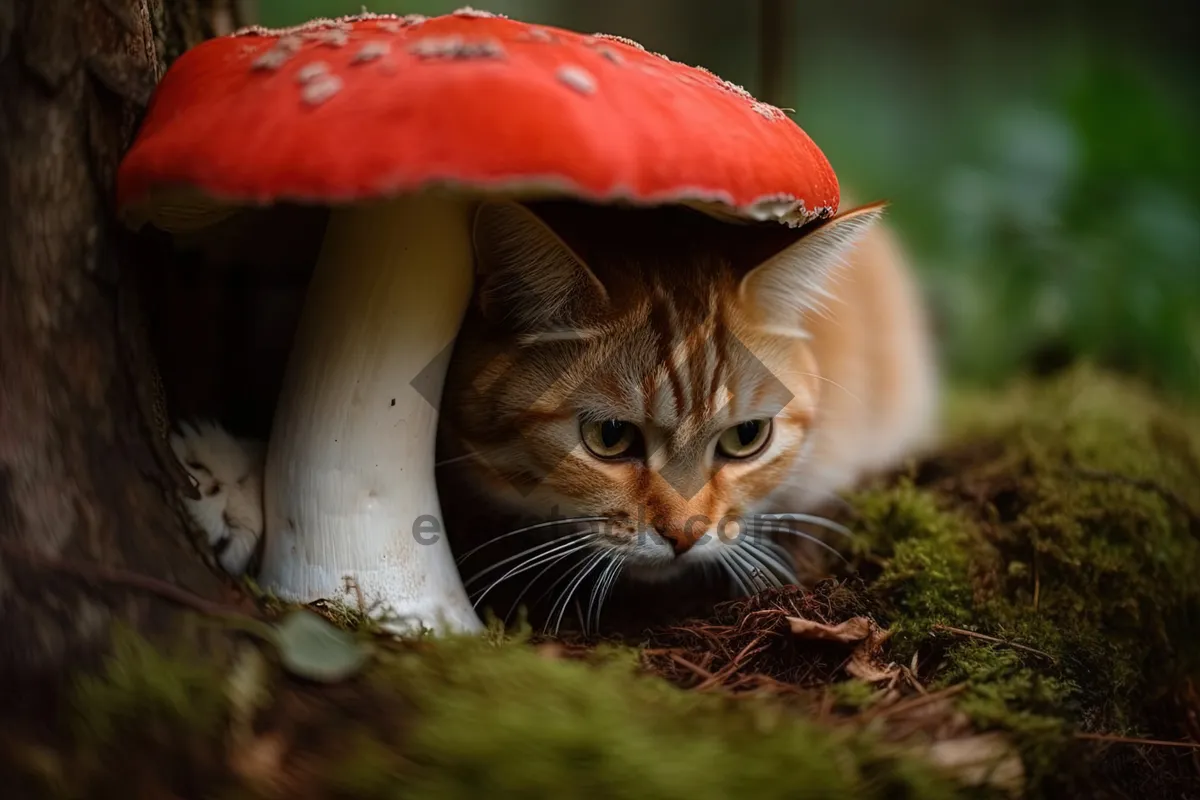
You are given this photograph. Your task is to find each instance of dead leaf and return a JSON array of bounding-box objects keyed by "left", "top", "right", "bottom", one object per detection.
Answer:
[
  {"left": 789, "top": 615, "right": 900, "bottom": 684},
  {"left": 846, "top": 649, "right": 900, "bottom": 683},
  {"left": 536, "top": 642, "right": 566, "bottom": 659},
  {"left": 229, "top": 731, "right": 289, "bottom": 791},
  {"left": 787, "top": 615, "right": 872, "bottom": 643},
  {"left": 787, "top": 615, "right": 901, "bottom": 683},
  {"left": 926, "top": 731, "right": 1026, "bottom": 795}
]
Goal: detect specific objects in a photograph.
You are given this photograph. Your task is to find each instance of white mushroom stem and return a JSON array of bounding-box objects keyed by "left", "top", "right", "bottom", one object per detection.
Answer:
[{"left": 259, "top": 192, "right": 483, "bottom": 634}]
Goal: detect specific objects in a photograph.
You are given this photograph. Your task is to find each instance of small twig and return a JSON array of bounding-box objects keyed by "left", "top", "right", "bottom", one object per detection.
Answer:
[
  {"left": 0, "top": 540, "right": 258, "bottom": 621},
  {"left": 1075, "top": 732, "right": 1199, "bottom": 750},
  {"left": 693, "top": 646, "right": 761, "bottom": 692},
  {"left": 901, "top": 666, "right": 927, "bottom": 695},
  {"left": 731, "top": 633, "right": 768, "bottom": 666},
  {"left": 1032, "top": 555, "right": 1041, "bottom": 613},
  {"left": 667, "top": 654, "right": 715, "bottom": 682},
  {"left": 862, "top": 683, "right": 968, "bottom": 722},
  {"left": 932, "top": 624, "right": 1057, "bottom": 663}
]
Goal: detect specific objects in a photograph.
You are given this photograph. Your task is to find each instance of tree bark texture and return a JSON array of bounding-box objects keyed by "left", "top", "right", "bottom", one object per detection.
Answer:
[{"left": 0, "top": 0, "right": 241, "bottom": 707}]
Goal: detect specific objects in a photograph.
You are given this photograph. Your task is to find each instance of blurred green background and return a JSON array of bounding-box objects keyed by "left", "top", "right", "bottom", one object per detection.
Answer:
[{"left": 253, "top": 0, "right": 1200, "bottom": 398}]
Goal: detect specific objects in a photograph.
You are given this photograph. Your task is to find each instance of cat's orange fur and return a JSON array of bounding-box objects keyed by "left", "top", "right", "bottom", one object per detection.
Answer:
[{"left": 437, "top": 198, "right": 939, "bottom": 590}]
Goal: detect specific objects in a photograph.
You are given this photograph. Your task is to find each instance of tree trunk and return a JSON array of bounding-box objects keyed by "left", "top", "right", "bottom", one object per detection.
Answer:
[{"left": 0, "top": 0, "right": 241, "bottom": 711}]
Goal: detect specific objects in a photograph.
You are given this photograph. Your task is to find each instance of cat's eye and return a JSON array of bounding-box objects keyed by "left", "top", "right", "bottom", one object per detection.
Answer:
[
  {"left": 581, "top": 419, "right": 640, "bottom": 459},
  {"left": 716, "top": 419, "right": 772, "bottom": 459}
]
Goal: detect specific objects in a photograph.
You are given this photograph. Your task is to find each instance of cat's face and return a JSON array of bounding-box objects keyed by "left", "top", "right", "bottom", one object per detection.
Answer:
[{"left": 440, "top": 199, "right": 881, "bottom": 582}]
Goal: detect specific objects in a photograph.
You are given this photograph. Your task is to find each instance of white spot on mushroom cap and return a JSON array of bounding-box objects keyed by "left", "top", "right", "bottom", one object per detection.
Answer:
[
  {"left": 351, "top": 40, "right": 390, "bottom": 63},
  {"left": 251, "top": 36, "right": 301, "bottom": 71},
  {"left": 409, "top": 35, "right": 505, "bottom": 60},
  {"left": 236, "top": 12, "right": 790, "bottom": 124},
  {"left": 556, "top": 65, "right": 596, "bottom": 95},
  {"left": 295, "top": 61, "right": 330, "bottom": 83},
  {"left": 374, "top": 15, "right": 426, "bottom": 33},
  {"left": 594, "top": 45, "right": 624, "bottom": 65},
  {"left": 516, "top": 28, "right": 555, "bottom": 43},
  {"left": 251, "top": 50, "right": 289, "bottom": 70},
  {"left": 301, "top": 74, "right": 343, "bottom": 106},
  {"left": 313, "top": 28, "right": 349, "bottom": 47}
]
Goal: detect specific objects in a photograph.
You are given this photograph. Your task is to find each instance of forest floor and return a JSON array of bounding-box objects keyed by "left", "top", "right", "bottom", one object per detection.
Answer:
[{"left": 5, "top": 365, "right": 1199, "bottom": 799}]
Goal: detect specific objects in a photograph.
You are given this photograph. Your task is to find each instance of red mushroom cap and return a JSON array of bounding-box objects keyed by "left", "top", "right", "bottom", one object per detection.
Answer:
[{"left": 116, "top": 8, "right": 839, "bottom": 230}]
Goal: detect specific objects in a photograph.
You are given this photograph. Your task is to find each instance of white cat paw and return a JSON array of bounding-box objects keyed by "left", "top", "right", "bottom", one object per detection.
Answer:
[{"left": 169, "top": 420, "right": 267, "bottom": 576}]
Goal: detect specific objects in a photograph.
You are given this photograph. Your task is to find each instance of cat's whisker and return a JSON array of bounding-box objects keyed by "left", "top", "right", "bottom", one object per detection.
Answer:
[
  {"left": 435, "top": 439, "right": 529, "bottom": 469},
  {"left": 795, "top": 371, "right": 864, "bottom": 408},
  {"left": 549, "top": 550, "right": 609, "bottom": 636},
  {"left": 743, "top": 548, "right": 787, "bottom": 590},
  {"left": 717, "top": 550, "right": 754, "bottom": 598},
  {"left": 470, "top": 540, "right": 593, "bottom": 611},
  {"left": 767, "top": 483, "right": 856, "bottom": 514},
  {"left": 751, "top": 522, "right": 849, "bottom": 565},
  {"left": 757, "top": 324, "right": 812, "bottom": 341},
  {"left": 524, "top": 547, "right": 596, "bottom": 621},
  {"left": 751, "top": 512, "right": 854, "bottom": 539},
  {"left": 558, "top": 550, "right": 612, "bottom": 635},
  {"left": 587, "top": 553, "right": 626, "bottom": 635},
  {"left": 761, "top": 539, "right": 802, "bottom": 566},
  {"left": 740, "top": 540, "right": 799, "bottom": 585},
  {"left": 726, "top": 545, "right": 781, "bottom": 591},
  {"left": 763, "top": 538, "right": 826, "bottom": 580},
  {"left": 504, "top": 554, "right": 572, "bottom": 626},
  {"left": 456, "top": 516, "right": 609, "bottom": 564},
  {"left": 516, "top": 326, "right": 609, "bottom": 347},
  {"left": 434, "top": 451, "right": 484, "bottom": 469},
  {"left": 584, "top": 557, "right": 613, "bottom": 636},
  {"left": 466, "top": 531, "right": 595, "bottom": 599},
  {"left": 464, "top": 532, "right": 588, "bottom": 587},
  {"left": 597, "top": 555, "right": 626, "bottom": 633},
  {"left": 472, "top": 542, "right": 596, "bottom": 613}
]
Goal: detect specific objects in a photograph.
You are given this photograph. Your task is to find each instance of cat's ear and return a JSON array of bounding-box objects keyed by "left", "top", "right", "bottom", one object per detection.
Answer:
[
  {"left": 739, "top": 202, "right": 884, "bottom": 330},
  {"left": 472, "top": 200, "right": 609, "bottom": 331}
]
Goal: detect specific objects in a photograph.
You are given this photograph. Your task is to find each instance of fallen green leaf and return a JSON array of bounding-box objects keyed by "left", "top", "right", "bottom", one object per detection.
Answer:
[{"left": 270, "top": 609, "right": 369, "bottom": 683}]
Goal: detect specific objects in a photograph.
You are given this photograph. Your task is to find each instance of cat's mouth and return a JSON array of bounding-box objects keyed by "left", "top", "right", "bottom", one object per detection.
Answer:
[
  {"left": 458, "top": 511, "right": 842, "bottom": 636},
  {"left": 593, "top": 522, "right": 798, "bottom": 588}
]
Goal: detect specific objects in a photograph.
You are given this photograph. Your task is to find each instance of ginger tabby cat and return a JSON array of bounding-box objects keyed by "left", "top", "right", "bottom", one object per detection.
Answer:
[{"left": 436, "top": 198, "right": 938, "bottom": 626}]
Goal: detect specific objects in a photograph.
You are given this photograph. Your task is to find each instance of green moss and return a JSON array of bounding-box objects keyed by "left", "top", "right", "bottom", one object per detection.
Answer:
[
  {"left": 72, "top": 625, "right": 227, "bottom": 745},
  {"left": 828, "top": 678, "right": 885, "bottom": 711},
  {"left": 938, "top": 644, "right": 1071, "bottom": 777},
  {"left": 324, "top": 731, "right": 407, "bottom": 797},
  {"left": 66, "top": 625, "right": 232, "bottom": 796},
  {"left": 850, "top": 481, "right": 987, "bottom": 646},
  {"left": 347, "top": 634, "right": 967, "bottom": 800},
  {"left": 847, "top": 365, "right": 1200, "bottom": 788},
  {"left": 16, "top": 366, "right": 1195, "bottom": 800}
]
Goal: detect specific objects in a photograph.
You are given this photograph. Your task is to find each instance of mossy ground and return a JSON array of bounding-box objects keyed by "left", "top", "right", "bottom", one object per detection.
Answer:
[
  {"left": 4, "top": 366, "right": 1198, "bottom": 799},
  {"left": 847, "top": 365, "right": 1200, "bottom": 795}
]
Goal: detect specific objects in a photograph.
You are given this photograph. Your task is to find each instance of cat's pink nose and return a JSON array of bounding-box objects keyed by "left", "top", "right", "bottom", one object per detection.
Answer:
[{"left": 655, "top": 524, "right": 694, "bottom": 556}]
